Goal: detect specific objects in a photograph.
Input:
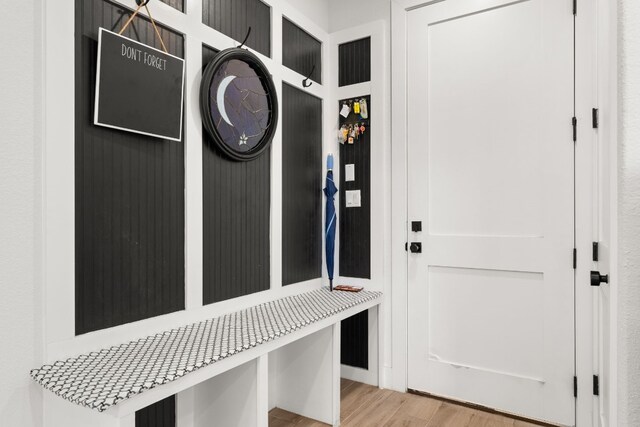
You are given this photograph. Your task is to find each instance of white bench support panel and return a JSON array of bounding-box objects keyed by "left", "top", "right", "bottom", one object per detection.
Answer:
[
  {"left": 32, "top": 288, "right": 382, "bottom": 422},
  {"left": 271, "top": 324, "right": 341, "bottom": 426},
  {"left": 193, "top": 359, "right": 258, "bottom": 427},
  {"left": 332, "top": 323, "right": 341, "bottom": 426},
  {"left": 176, "top": 387, "right": 195, "bottom": 427},
  {"left": 257, "top": 354, "right": 269, "bottom": 427}
]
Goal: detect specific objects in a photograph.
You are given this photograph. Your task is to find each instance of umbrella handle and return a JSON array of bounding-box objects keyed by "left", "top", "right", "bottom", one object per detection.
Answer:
[{"left": 327, "top": 154, "right": 334, "bottom": 171}]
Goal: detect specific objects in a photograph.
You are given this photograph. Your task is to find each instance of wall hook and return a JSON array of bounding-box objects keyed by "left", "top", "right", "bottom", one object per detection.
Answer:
[
  {"left": 135, "top": 0, "right": 150, "bottom": 6},
  {"left": 302, "top": 65, "right": 316, "bottom": 88},
  {"left": 238, "top": 27, "right": 252, "bottom": 49}
]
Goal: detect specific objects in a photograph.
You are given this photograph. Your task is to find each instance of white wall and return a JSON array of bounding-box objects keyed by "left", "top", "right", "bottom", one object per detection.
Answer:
[
  {"left": 617, "top": 1, "right": 640, "bottom": 426},
  {"left": 328, "top": 0, "right": 390, "bottom": 32},
  {"left": 0, "top": 1, "right": 44, "bottom": 427},
  {"left": 282, "top": 0, "right": 330, "bottom": 31}
]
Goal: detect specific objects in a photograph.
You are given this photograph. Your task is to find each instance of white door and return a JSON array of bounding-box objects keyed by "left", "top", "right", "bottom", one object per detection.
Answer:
[{"left": 406, "top": 0, "right": 576, "bottom": 425}]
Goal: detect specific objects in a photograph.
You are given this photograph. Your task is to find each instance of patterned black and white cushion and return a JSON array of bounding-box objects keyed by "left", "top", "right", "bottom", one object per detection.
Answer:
[{"left": 30, "top": 288, "right": 381, "bottom": 412}]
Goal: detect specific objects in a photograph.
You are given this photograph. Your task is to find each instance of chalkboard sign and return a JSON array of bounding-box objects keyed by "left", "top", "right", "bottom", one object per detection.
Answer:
[{"left": 94, "top": 28, "right": 185, "bottom": 141}]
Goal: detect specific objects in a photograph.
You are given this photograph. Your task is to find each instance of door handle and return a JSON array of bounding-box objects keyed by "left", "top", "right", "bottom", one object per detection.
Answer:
[
  {"left": 409, "top": 242, "right": 422, "bottom": 253},
  {"left": 591, "top": 271, "right": 609, "bottom": 287}
]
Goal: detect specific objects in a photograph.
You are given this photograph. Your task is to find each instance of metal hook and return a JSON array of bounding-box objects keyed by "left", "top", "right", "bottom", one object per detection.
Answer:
[
  {"left": 238, "top": 27, "right": 252, "bottom": 49},
  {"left": 302, "top": 64, "right": 316, "bottom": 88},
  {"left": 135, "top": 0, "right": 150, "bottom": 6}
]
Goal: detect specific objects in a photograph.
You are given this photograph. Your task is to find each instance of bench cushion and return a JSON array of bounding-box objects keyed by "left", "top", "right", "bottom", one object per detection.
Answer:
[{"left": 30, "top": 288, "right": 381, "bottom": 412}]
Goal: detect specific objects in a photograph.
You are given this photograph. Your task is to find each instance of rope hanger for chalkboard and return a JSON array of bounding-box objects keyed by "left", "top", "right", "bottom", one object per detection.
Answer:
[{"left": 118, "top": 0, "right": 169, "bottom": 54}]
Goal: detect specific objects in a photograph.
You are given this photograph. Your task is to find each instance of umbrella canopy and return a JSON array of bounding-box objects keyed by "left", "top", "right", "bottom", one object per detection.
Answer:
[{"left": 324, "top": 154, "right": 338, "bottom": 290}]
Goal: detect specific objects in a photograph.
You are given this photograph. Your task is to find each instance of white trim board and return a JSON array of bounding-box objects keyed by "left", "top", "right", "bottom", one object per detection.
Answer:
[{"left": 594, "top": 0, "right": 618, "bottom": 425}]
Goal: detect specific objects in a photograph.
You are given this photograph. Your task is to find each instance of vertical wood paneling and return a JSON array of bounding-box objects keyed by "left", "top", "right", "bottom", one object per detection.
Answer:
[
  {"left": 341, "top": 310, "right": 369, "bottom": 369},
  {"left": 135, "top": 395, "right": 176, "bottom": 427},
  {"left": 337, "top": 31, "right": 374, "bottom": 370},
  {"left": 75, "top": 0, "right": 185, "bottom": 335},
  {"left": 338, "top": 37, "right": 371, "bottom": 87},
  {"left": 282, "top": 84, "right": 323, "bottom": 286},
  {"left": 202, "top": 0, "right": 271, "bottom": 58},
  {"left": 282, "top": 17, "right": 322, "bottom": 84},
  {"left": 159, "top": 0, "right": 184, "bottom": 12},
  {"left": 202, "top": 45, "right": 271, "bottom": 304},
  {"left": 339, "top": 96, "right": 371, "bottom": 279}
]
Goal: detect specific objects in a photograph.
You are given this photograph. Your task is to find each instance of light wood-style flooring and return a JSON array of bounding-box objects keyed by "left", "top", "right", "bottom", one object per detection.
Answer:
[{"left": 269, "top": 379, "right": 544, "bottom": 427}]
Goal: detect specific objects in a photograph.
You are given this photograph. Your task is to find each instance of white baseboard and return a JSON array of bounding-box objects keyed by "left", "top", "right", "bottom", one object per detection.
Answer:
[{"left": 340, "top": 364, "right": 378, "bottom": 386}]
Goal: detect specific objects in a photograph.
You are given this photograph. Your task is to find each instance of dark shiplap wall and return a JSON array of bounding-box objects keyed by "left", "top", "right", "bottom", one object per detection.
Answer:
[
  {"left": 75, "top": 0, "right": 185, "bottom": 335},
  {"left": 136, "top": 395, "right": 176, "bottom": 427},
  {"left": 202, "top": 45, "right": 271, "bottom": 304},
  {"left": 341, "top": 311, "right": 369, "bottom": 369},
  {"left": 339, "top": 96, "right": 371, "bottom": 279},
  {"left": 282, "top": 84, "right": 323, "bottom": 286},
  {"left": 159, "top": 0, "right": 184, "bottom": 12},
  {"left": 282, "top": 17, "right": 322, "bottom": 84},
  {"left": 338, "top": 37, "right": 371, "bottom": 87},
  {"left": 202, "top": 0, "right": 271, "bottom": 58},
  {"left": 339, "top": 37, "right": 372, "bottom": 367}
]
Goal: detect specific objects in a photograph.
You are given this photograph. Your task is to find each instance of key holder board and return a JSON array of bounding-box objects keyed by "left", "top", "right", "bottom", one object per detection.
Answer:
[
  {"left": 94, "top": 28, "right": 186, "bottom": 141},
  {"left": 338, "top": 95, "right": 371, "bottom": 279}
]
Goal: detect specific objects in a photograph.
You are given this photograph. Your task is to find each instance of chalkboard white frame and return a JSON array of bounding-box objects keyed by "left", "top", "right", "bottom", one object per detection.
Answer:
[{"left": 94, "top": 28, "right": 186, "bottom": 142}]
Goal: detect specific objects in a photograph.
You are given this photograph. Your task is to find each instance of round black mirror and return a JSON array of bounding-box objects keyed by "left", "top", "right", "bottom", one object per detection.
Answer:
[{"left": 200, "top": 48, "right": 278, "bottom": 161}]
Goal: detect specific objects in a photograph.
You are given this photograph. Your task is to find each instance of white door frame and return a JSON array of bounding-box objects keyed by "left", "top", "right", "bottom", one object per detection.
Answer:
[
  {"left": 390, "top": 0, "right": 618, "bottom": 425},
  {"left": 592, "top": 0, "right": 618, "bottom": 425}
]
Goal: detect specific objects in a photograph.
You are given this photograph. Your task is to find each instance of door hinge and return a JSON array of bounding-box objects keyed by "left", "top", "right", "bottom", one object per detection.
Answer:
[
  {"left": 593, "top": 375, "right": 600, "bottom": 396},
  {"left": 573, "top": 0, "right": 577, "bottom": 15},
  {"left": 572, "top": 117, "right": 577, "bottom": 142},
  {"left": 592, "top": 108, "right": 599, "bottom": 129},
  {"left": 593, "top": 242, "right": 599, "bottom": 261},
  {"left": 574, "top": 376, "right": 578, "bottom": 398},
  {"left": 573, "top": 248, "right": 577, "bottom": 269}
]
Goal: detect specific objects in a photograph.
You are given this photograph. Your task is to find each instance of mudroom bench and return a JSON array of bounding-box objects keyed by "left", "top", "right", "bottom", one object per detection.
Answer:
[{"left": 31, "top": 288, "right": 382, "bottom": 427}]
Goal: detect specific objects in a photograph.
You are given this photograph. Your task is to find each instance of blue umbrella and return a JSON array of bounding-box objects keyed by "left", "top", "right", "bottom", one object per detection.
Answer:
[{"left": 324, "top": 154, "right": 338, "bottom": 291}]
